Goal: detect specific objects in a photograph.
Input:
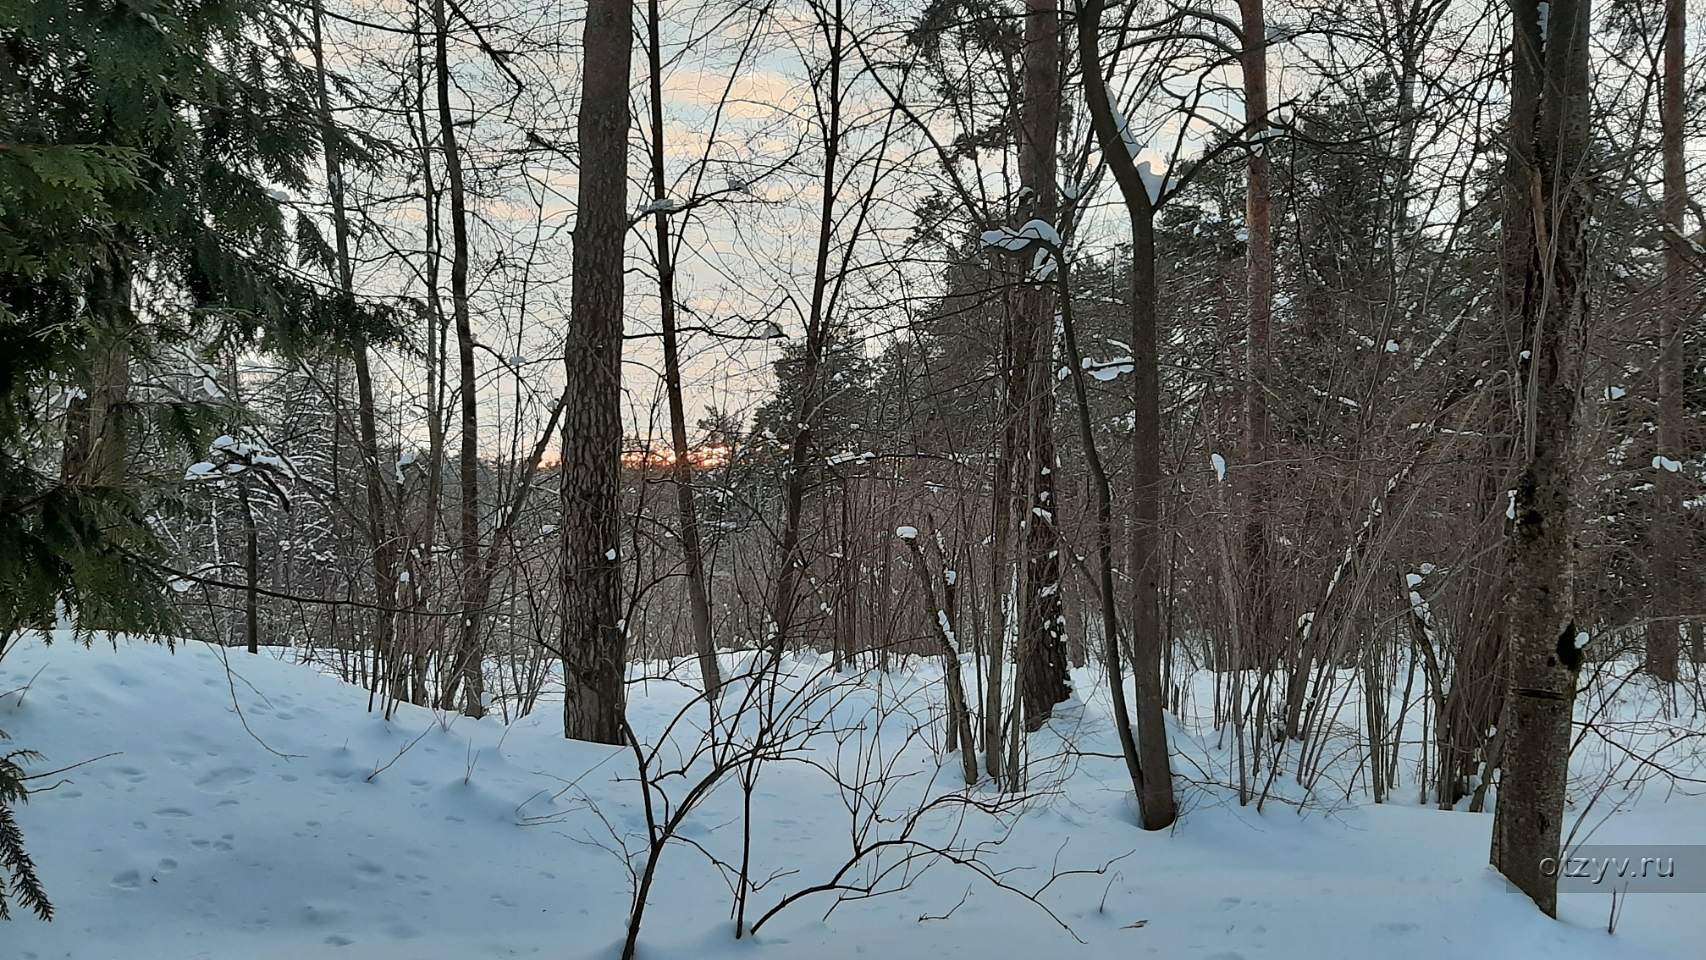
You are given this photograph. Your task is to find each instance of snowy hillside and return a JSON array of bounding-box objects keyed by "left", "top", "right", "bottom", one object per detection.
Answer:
[{"left": 2, "top": 635, "right": 1701, "bottom": 959}]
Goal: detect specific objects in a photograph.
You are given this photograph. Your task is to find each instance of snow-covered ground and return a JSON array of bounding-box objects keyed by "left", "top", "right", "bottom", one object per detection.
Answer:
[{"left": 2, "top": 634, "right": 1701, "bottom": 958}]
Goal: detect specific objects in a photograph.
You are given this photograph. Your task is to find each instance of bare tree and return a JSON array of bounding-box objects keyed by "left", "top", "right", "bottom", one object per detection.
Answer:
[
  {"left": 1076, "top": 0, "right": 1178, "bottom": 831},
  {"left": 643, "top": 0, "right": 721, "bottom": 699}
]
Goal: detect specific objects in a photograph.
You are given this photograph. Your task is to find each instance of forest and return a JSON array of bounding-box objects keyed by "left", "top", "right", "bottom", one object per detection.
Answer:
[{"left": 0, "top": 0, "right": 1702, "bottom": 955}]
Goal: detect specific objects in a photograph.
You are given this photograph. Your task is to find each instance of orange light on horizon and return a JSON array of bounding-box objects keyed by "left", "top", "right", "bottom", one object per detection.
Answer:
[{"left": 619, "top": 442, "right": 732, "bottom": 471}]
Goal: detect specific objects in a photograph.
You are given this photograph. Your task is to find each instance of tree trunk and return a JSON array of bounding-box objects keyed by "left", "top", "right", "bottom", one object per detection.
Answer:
[
  {"left": 61, "top": 266, "right": 132, "bottom": 490},
  {"left": 1237, "top": 0, "right": 1276, "bottom": 670},
  {"left": 1076, "top": 0, "right": 1176, "bottom": 829},
  {"left": 1015, "top": 0, "right": 1069, "bottom": 733},
  {"left": 409, "top": 0, "right": 448, "bottom": 707},
  {"left": 766, "top": 0, "right": 843, "bottom": 660},
  {"left": 1645, "top": 0, "right": 1686, "bottom": 682},
  {"left": 561, "top": 0, "right": 632, "bottom": 744},
  {"left": 645, "top": 0, "right": 721, "bottom": 699},
  {"left": 985, "top": 298, "right": 1015, "bottom": 780},
  {"left": 903, "top": 537, "right": 978, "bottom": 785},
  {"left": 311, "top": 0, "right": 401, "bottom": 706},
  {"left": 1491, "top": 0, "right": 1594, "bottom": 918},
  {"left": 239, "top": 477, "right": 259, "bottom": 655},
  {"left": 427, "top": 0, "right": 485, "bottom": 718}
]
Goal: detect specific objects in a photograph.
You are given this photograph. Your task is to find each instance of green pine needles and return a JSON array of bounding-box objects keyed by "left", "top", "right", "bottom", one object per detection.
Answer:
[
  {"left": 2, "top": 0, "right": 399, "bottom": 920},
  {"left": 0, "top": 732, "right": 49, "bottom": 921}
]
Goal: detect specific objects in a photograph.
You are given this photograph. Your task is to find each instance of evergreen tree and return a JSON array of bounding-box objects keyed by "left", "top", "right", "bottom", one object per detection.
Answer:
[{"left": 1, "top": 0, "right": 389, "bottom": 917}]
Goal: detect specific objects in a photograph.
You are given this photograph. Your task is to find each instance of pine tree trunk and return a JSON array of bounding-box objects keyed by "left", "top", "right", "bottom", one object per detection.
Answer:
[
  {"left": 1237, "top": 0, "right": 1276, "bottom": 671},
  {"left": 1015, "top": 0, "right": 1069, "bottom": 733},
  {"left": 1492, "top": 0, "right": 1594, "bottom": 918},
  {"left": 561, "top": 0, "right": 632, "bottom": 744},
  {"left": 1645, "top": 0, "right": 1686, "bottom": 682}
]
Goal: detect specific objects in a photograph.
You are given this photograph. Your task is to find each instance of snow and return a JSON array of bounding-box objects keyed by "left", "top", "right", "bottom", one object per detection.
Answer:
[
  {"left": 1652, "top": 455, "right": 1682, "bottom": 473},
  {"left": 604, "top": 548, "right": 618, "bottom": 560},
  {"left": 935, "top": 611, "right": 959, "bottom": 653},
  {"left": 894, "top": 525, "right": 918, "bottom": 540},
  {"left": 1083, "top": 355, "right": 1135, "bottom": 382},
  {"left": 2, "top": 635, "right": 1701, "bottom": 959},
  {"left": 980, "top": 219, "right": 1061, "bottom": 255},
  {"left": 1107, "top": 103, "right": 1174, "bottom": 200},
  {"left": 637, "top": 197, "right": 683, "bottom": 216},
  {"left": 1211, "top": 452, "right": 1227, "bottom": 483},
  {"left": 1136, "top": 161, "right": 1164, "bottom": 204},
  {"left": 1604, "top": 386, "right": 1627, "bottom": 401}
]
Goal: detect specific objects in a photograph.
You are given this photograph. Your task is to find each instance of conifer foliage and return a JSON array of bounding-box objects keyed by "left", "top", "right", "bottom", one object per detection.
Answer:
[{"left": 1, "top": 0, "right": 380, "bottom": 919}]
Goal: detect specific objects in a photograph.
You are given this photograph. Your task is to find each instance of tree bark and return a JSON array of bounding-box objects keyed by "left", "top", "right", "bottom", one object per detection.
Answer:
[
  {"left": 561, "top": 0, "right": 632, "bottom": 744},
  {"left": 1237, "top": 0, "right": 1276, "bottom": 670},
  {"left": 1015, "top": 0, "right": 1070, "bottom": 733},
  {"left": 645, "top": 0, "right": 721, "bottom": 699},
  {"left": 903, "top": 537, "right": 978, "bottom": 785},
  {"left": 310, "top": 0, "right": 401, "bottom": 705},
  {"left": 1491, "top": 0, "right": 1594, "bottom": 918},
  {"left": 1645, "top": 0, "right": 1686, "bottom": 682},
  {"left": 238, "top": 476, "right": 259, "bottom": 655},
  {"left": 1076, "top": 0, "right": 1177, "bottom": 830},
  {"left": 766, "top": 0, "right": 843, "bottom": 661},
  {"left": 427, "top": 0, "right": 485, "bottom": 718},
  {"left": 61, "top": 266, "right": 132, "bottom": 490}
]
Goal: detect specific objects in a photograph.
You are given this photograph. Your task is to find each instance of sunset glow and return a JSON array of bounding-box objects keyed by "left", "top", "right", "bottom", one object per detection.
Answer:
[{"left": 619, "top": 442, "right": 732, "bottom": 471}]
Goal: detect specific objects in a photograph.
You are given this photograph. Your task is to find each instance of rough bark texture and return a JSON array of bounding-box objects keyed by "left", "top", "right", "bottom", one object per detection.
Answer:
[
  {"left": 646, "top": 0, "right": 721, "bottom": 699},
  {"left": 561, "top": 0, "right": 632, "bottom": 744},
  {"left": 985, "top": 320, "right": 1015, "bottom": 778},
  {"left": 1237, "top": 0, "right": 1276, "bottom": 669},
  {"left": 1015, "top": 0, "right": 1070, "bottom": 733},
  {"left": 1076, "top": 0, "right": 1177, "bottom": 829},
  {"left": 1645, "top": 0, "right": 1686, "bottom": 682},
  {"left": 1491, "top": 0, "right": 1593, "bottom": 919}
]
